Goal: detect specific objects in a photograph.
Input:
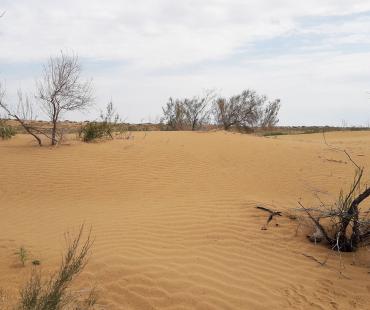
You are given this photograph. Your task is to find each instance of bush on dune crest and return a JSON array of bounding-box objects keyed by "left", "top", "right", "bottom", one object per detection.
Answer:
[
  {"left": 160, "top": 89, "right": 281, "bottom": 132},
  {"left": 214, "top": 90, "right": 281, "bottom": 131}
]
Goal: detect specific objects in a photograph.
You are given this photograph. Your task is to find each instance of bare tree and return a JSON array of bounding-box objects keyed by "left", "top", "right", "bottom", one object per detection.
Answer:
[
  {"left": 0, "top": 86, "right": 50, "bottom": 146},
  {"left": 214, "top": 90, "right": 281, "bottom": 131},
  {"left": 37, "top": 52, "right": 93, "bottom": 145}
]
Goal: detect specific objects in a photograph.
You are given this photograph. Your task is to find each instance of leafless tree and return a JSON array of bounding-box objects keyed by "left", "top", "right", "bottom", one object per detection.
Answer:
[
  {"left": 0, "top": 86, "right": 51, "bottom": 146},
  {"left": 214, "top": 90, "right": 281, "bottom": 131},
  {"left": 37, "top": 51, "right": 93, "bottom": 145}
]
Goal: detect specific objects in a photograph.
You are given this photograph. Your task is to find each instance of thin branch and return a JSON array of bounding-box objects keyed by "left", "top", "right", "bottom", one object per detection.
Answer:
[
  {"left": 298, "top": 201, "right": 333, "bottom": 245},
  {"left": 302, "top": 253, "right": 328, "bottom": 266},
  {"left": 322, "top": 129, "right": 361, "bottom": 170}
]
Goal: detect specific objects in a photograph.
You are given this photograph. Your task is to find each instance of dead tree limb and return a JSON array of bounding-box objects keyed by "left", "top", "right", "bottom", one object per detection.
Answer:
[
  {"left": 256, "top": 205, "right": 282, "bottom": 229},
  {"left": 302, "top": 253, "right": 328, "bottom": 266}
]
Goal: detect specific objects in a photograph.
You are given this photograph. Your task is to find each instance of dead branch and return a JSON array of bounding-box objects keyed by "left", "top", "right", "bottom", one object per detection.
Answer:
[
  {"left": 302, "top": 253, "right": 328, "bottom": 266},
  {"left": 256, "top": 205, "right": 282, "bottom": 229},
  {"left": 322, "top": 129, "right": 360, "bottom": 170},
  {"left": 0, "top": 89, "right": 44, "bottom": 146},
  {"left": 298, "top": 201, "right": 333, "bottom": 245}
]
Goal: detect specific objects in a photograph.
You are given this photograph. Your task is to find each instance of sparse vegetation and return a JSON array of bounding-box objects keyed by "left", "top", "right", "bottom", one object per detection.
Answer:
[
  {"left": 161, "top": 91, "right": 214, "bottom": 131},
  {"left": 213, "top": 89, "right": 281, "bottom": 131},
  {"left": 0, "top": 52, "right": 93, "bottom": 146},
  {"left": 15, "top": 247, "right": 28, "bottom": 267},
  {"left": 0, "top": 119, "right": 16, "bottom": 140},
  {"left": 80, "top": 122, "right": 110, "bottom": 142},
  {"left": 299, "top": 140, "right": 370, "bottom": 252},
  {"left": 32, "top": 260, "right": 41, "bottom": 266},
  {"left": 80, "top": 101, "right": 121, "bottom": 142},
  {"left": 17, "top": 225, "right": 96, "bottom": 310},
  {"left": 300, "top": 167, "right": 370, "bottom": 252}
]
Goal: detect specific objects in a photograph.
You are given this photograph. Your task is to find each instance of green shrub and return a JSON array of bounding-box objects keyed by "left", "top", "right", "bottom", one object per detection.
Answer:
[
  {"left": 80, "top": 122, "right": 112, "bottom": 142},
  {"left": 17, "top": 225, "right": 96, "bottom": 310},
  {"left": 0, "top": 120, "right": 16, "bottom": 140},
  {"left": 15, "top": 246, "right": 28, "bottom": 267},
  {"left": 80, "top": 102, "right": 121, "bottom": 142}
]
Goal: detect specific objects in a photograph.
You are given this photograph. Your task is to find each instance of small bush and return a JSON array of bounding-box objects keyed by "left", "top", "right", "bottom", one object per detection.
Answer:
[
  {"left": 15, "top": 247, "right": 28, "bottom": 267},
  {"left": 0, "top": 120, "right": 16, "bottom": 140},
  {"left": 80, "top": 101, "right": 120, "bottom": 142},
  {"left": 17, "top": 225, "right": 96, "bottom": 309},
  {"left": 80, "top": 122, "right": 112, "bottom": 142}
]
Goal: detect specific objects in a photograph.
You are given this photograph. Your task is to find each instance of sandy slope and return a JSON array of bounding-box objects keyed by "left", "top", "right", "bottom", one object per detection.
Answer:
[{"left": 0, "top": 131, "right": 370, "bottom": 309}]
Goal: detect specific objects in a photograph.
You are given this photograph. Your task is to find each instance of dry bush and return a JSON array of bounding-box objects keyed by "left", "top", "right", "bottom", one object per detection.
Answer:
[
  {"left": 161, "top": 91, "right": 214, "bottom": 131},
  {"left": 213, "top": 89, "right": 280, "bottom": 131},
  {"left": 17, "top": 225, "right": 96, "bottom": 310},
  {"left": 161, "top": 98, "right": 187, "bottom": 131},
  {"left": 300, "top": 156, "right": 370, "bottom": 252}
]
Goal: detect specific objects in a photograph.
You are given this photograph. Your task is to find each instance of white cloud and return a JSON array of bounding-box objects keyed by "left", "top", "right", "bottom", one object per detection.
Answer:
[{"left": 0, "top": 0, "right": 369, "bottom": 125}]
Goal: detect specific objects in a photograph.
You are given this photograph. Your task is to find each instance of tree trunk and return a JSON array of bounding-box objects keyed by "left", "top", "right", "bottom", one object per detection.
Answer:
[
  {"left": 51, "top": 119, "right": 58, "bottom": 146},
  {"left": 337, "top": 187, "right": 370, "bottom": 251}
]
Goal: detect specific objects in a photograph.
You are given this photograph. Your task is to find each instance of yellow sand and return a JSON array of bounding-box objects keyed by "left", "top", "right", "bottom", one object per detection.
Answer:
[{"left": 0, "top": 131, "right": 370, "bottom": 309}]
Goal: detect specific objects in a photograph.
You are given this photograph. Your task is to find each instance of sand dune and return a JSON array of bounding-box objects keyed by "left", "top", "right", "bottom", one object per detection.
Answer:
[{"left": 0, "top": 131, "right": 370, "bottom": 309}]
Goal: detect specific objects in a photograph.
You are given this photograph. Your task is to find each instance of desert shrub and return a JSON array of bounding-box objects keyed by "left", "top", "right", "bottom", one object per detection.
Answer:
[
  {"left": 80, "top": 122, "right": 110, "bottom": 142},
  {"left": 0, "top": 119, "right": 16, "bottom": 140},
  {"left": 15, "top": 247, "right": 28, "bottom": 267},
  {"left": 161, "top": 91, "right": 214, "bottom": 131},
  {"left": 17, "top": 225, "right": 96, "bottom": 310},
  {"left": 213, "top": 89, "right": 280, "bottom": 131},
  {"left": 161, "top": 98, "right": 187, "bottom": 130},
  {"left": 300, "top": 163, "right": 370, "bottom": 252},
  {"left": 80, "top": 101, "right": 121, "bottom": 142}
]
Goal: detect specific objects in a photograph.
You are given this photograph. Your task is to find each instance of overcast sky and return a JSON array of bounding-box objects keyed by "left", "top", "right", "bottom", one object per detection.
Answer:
[{"left": 1, "top": 0, "right": 370, "bottom": 125}]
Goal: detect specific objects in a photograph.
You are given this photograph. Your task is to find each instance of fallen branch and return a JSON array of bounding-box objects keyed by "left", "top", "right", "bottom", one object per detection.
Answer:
[
  {"left": 256, "top": 205, "right": 282, "bottom": 230},
  {"left": 302, "top": 253, "right": 328, "bottom": 266}
]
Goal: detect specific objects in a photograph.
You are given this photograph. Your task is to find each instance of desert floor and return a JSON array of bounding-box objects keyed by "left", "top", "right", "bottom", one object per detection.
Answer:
[{"left": 1, "top": 131, "right": 370, "bottom": 309}]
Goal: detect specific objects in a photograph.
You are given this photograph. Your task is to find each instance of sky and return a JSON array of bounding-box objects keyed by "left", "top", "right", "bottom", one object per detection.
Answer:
[{"left": 0, "top": 0, "right": 370, "bottom": 126}]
